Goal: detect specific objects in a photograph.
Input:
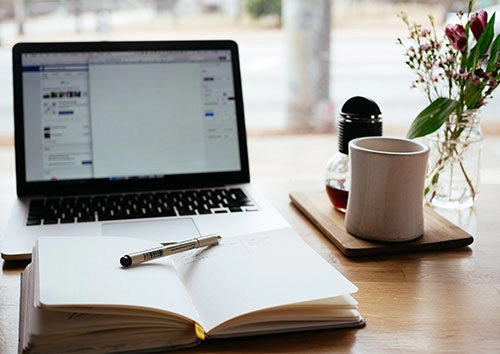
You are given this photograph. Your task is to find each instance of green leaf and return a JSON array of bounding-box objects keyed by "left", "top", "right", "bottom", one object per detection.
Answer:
[
  {"left": 466, "top": 85, "right": 484, "bottom": 108},
  {"left": 467, "top": 13, "right": 496, "bottom": 70},
  {"left": 487, "top": 33, "right": 500, "bottom": 72},
  {"left": 477, "top": 12, "right": 495, "bottom": 57},
  {"left": 406, "top": 97, "right": 459, "bottom": 139},
  {"left": 466, "top": 43, "right": 480, "bottom": 70}
]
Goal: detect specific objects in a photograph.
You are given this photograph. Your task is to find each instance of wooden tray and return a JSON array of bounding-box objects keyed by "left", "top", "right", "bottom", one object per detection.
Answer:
[{"left": 289, "top": 190, "right": 474, "bottom": 257}]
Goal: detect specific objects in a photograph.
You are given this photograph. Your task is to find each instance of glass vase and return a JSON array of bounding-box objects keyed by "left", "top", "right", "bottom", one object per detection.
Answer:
[{"left": 424, "top": 109, "right": 483, "bottom": 209}]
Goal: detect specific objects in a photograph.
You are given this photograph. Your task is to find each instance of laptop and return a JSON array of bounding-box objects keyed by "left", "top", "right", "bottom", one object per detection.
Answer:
[{"left": 2, "top": 40, "right": 289, "bottom": 261}]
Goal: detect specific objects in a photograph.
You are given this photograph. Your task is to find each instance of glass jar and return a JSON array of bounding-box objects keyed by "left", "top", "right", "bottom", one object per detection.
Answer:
[{"left": 424, "top": 109, "right": 483, "bottom": 209}]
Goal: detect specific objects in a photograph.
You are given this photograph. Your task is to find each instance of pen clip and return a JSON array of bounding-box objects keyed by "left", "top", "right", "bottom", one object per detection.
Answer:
[{"left": 160, "top": 241, "right": 178, "bottom": 246}]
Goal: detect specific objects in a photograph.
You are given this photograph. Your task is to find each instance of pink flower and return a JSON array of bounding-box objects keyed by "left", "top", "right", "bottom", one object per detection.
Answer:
[
  {"left": 445, "top": 24, "right": 467, "bottom": 51},
  {"left": 488, "top": 75, "right": 499, "bottom": 89},
  {"left": 470, "top": 10, "right": 488, "bottom": 40},
  {"left": 420, "top": 43, "right": 431, "bottom": 51},
  {"left": 419, "top": 28, "right": 431, "bottom": 37}
]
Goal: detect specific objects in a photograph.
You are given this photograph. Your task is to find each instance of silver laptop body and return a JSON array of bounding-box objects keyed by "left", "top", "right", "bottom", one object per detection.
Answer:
[{"left": 2, "top": 40, "right": 288, "bottom": 261}]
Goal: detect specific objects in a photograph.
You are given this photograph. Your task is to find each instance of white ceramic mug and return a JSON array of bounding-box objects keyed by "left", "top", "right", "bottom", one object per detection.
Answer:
[{"left": 345, "top": 137, "right": 430, "bottom": 242}]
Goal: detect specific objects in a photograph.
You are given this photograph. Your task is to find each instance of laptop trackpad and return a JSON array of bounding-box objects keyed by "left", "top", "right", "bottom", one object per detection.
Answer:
[{"left": 101, "top": 218, "right": 200, "bottom": 244}]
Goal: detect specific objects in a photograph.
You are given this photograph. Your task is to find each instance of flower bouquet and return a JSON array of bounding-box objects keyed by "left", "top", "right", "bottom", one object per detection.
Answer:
[{"left": 398, "top": 0, "right": 500, "bottom": 208}]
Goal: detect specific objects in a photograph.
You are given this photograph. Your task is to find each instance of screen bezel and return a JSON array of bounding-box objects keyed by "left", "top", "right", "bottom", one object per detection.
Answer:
[{"left": 12, "top": 40, "right": 250, "bottom": 197}]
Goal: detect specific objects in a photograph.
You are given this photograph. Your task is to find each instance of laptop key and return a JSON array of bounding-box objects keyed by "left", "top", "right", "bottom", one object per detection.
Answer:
[
  {"left": 60, "top": 217, "right": 75, "bottom": 224},
  {"left": 43, "top": 218, "right": 58, "bottom": 225},
  {"left": 212, "top": 208, "right": 229, "bottom": 214},
  {"left": 26, "top": 217, "right": 41, "bottom": 226},
  {"left": 77, "top": 215, "right": 96, "bottom": 223},
  {"left": 158, "top": 208, "right": 177, "bottom": 217},
  {"left": 178, "top": 210, "right": 196, "bottom": 216}
]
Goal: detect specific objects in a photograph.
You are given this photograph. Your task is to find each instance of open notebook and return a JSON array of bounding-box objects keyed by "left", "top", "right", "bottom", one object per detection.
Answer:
[
  {"left": 2, "top": 40, "right": 288, "bottom": 260},
  {"left": 19, "top": 228, "right": 365, "bottom": 353}
]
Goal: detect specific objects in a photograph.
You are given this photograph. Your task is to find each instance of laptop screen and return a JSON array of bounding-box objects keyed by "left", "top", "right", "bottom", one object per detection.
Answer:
[{"left": 13, "top": 41, "right": 249, "bottom": 197}]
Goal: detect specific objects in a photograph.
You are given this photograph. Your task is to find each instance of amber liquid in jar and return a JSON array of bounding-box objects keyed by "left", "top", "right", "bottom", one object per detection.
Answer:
[{"left": 325, "top": 184, "right": 348, "bottom": 213}]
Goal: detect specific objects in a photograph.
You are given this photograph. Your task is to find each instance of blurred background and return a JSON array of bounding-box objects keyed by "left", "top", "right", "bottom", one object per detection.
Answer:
[{"left": 0, "top": 0, "right": 499, "bottom": 139}]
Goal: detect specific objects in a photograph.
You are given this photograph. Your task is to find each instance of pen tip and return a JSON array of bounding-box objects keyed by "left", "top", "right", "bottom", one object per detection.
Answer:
[{"left": 120, "top": 255, "right": 132, "bottom": 268}]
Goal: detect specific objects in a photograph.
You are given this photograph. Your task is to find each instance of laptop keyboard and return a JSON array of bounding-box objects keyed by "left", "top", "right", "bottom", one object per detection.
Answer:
[{"left": 26, "top": 188, "right": 258, "bottom": 226}]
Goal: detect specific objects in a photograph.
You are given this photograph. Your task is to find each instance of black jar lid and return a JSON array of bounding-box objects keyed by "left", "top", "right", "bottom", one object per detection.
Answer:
[{"left": 338, "top": 96, "right": 383, "bottom": 154}]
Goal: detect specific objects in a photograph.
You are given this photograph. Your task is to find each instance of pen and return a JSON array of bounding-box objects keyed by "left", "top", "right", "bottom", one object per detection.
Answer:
[{"left": 120, "top": 233, "right": 222, "bottom": 268}]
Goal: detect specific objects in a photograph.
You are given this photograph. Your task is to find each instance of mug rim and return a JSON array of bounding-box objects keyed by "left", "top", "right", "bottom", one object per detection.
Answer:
[{"left": 349, "top": 136, "right": 429, "bottom": 156}]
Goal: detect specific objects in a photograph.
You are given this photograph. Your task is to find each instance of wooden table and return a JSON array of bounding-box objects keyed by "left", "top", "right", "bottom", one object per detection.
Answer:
[{"left": 1, "top": 134, "right": 500, "bottom": 353}]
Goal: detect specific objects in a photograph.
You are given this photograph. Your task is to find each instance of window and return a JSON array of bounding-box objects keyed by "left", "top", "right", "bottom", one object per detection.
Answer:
[{"left": 1, "top": 0, "right": 498, "bottom": 138}]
